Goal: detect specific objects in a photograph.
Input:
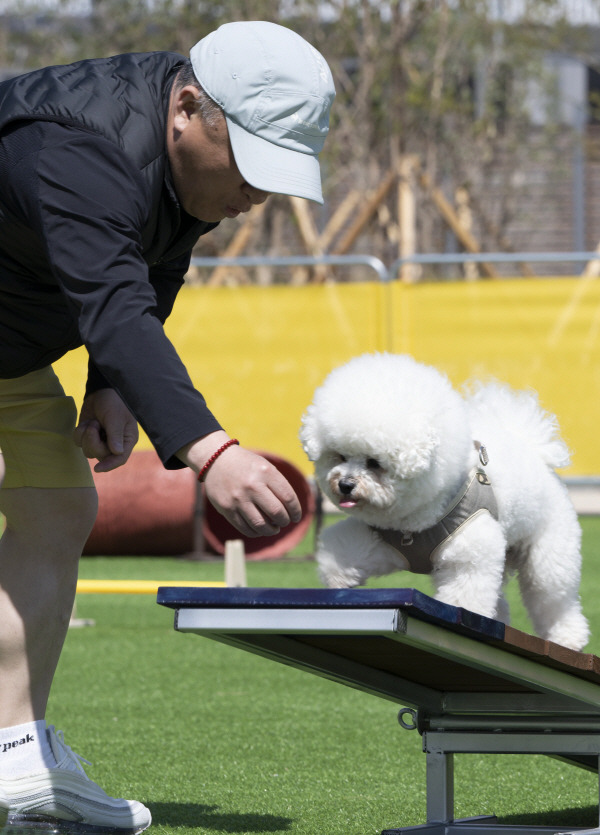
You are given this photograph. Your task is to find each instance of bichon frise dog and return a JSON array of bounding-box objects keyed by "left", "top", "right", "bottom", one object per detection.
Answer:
[{"left": 300, "top": 352, "right": 589, "bottom": 650}]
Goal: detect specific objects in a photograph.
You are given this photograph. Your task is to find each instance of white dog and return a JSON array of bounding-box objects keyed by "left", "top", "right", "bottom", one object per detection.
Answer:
[{"left": 300, "top": 353, "right": 590, "bottom": 650}]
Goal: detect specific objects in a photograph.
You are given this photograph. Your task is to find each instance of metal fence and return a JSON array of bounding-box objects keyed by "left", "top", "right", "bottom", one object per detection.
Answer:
[{"left": 191, "top": 251, "right": 600, "bottom": 282}]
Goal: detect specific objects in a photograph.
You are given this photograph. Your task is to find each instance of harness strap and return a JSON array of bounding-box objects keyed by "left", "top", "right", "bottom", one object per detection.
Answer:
[{"left": 374, "top": 466, "right": 499, "bottom": 575}]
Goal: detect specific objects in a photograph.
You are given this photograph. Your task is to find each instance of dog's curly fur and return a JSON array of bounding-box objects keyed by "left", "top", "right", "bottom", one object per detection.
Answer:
[{"left": 300, "top": 353, "right": 590, "bottom": 650}]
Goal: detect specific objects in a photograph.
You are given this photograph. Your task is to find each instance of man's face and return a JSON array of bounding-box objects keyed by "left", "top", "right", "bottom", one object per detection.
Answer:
[{"left": 167, "top": 85, "right": 270, "bottom": 222}]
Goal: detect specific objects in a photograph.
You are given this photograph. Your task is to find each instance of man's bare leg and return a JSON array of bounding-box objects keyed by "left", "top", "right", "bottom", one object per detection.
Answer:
[
  {"left": 0, "top": 486, "right": 98, "bottom": 725},
  {"left": 0, "top": 485, "right": 152, "bottom": 832}
]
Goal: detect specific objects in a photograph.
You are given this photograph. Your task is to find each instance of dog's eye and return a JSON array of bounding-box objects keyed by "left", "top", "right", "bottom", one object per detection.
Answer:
[
  {"left": 337, "top": 454, "right": 346, "bottom": 463},
  {"left": 367, "top": 458, "right": 380, "bottom": 470}
]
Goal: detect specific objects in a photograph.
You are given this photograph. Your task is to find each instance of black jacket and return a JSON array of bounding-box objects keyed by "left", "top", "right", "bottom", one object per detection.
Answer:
[{"left": 0, "top": 52, "right": 222, "bottom": 466}]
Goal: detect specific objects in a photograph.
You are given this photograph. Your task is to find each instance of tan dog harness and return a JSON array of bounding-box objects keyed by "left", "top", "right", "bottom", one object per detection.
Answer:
[{"left": 374, "top": 457, "right": 499, "bottom": 575}]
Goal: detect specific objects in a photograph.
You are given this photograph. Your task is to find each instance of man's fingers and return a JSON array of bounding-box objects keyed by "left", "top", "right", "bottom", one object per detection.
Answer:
[
  {"left": 76, "top": 390, "right": 139, "bottom": 470},
  {"left": 268, "top": 473, "right": 303, "bottom": 525},
  {"left": 94, "top": 427, "right": 137, "bottom": 472},
  {"left": 104, "top": 422, "right": 138, "bottom": 460},
  {"left": 205, "top": 488, "right": 289, "bottom": 538},
  {"left": 102, "top": 417, "right": 124, "bottom": 455},
  {"left": 73, "top": 416, "right": 137, "bottom": 472},
  {"left": 93, "top": 451, "right": 131, "bottom": 473},
  {"left": 214, "top": 485, "right": 300, "bottom": 538},
  {"left": 226, "top": 511, "right": 280, "bottom": 539},
  {"left": 201, "top": 445, "right": 303, "bottom": 538},
  {"left": 74, "top": 422, "right": 111, "bottom": 461},
  {"left": 224, "top": 506, "right": 281, "bottom": 538},
  {"left": 252, "top": 467, "right": 302, "bottom": 528},
  {"left": 73, "top": 418, "right": 100, "bottom": 448}
]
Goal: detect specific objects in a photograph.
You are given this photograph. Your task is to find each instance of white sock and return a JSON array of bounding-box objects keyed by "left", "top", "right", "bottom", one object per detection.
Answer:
[{"left": 0, "top": 721, "right": 56, "bottom": 776}]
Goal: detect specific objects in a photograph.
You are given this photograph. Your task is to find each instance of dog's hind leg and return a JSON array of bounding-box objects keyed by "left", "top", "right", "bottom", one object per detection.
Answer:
[{"left": 516, "top": 519, "right": 590, "bottom": 650}]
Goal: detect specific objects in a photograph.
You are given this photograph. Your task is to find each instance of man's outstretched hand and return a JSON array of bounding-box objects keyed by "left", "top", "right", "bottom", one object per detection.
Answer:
[{"left": 178, "top": 431, "right": 302, "bottom": 538}]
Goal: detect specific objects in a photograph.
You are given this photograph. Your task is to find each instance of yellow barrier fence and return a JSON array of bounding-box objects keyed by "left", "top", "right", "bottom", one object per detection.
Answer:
[{"left": 53, "top": 277, "right": 600, "bottom": 476}]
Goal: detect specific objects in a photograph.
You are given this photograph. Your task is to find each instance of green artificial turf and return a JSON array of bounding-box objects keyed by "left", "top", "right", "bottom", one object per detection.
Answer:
[{"left": 42, "top": 516, "right": 600, "bottom": 834}]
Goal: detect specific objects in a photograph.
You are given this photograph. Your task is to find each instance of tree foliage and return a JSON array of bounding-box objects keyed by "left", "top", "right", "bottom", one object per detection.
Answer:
[{"left": 0, "top": 0, "right": 586, "bottom": 280}]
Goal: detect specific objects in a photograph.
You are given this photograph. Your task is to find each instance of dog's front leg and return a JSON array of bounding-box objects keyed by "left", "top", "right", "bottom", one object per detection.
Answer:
[
  {"left": 316, "top": 517, "right": 409, "bottom": 588},
  {"left": 430, "top": 513, "right": 507, "bottom": 620}
]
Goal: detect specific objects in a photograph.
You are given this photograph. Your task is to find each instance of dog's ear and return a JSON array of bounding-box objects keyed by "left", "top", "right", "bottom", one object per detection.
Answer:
[
  {"left": 299, "top": 406, "right": 321, "bottom": 462},
  {"left": 394, "top": 428, "right": 439, "bottom": 477}
]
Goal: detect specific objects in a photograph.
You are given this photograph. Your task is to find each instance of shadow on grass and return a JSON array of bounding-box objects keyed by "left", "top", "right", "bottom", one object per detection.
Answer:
[
  {"left": 498, "top": 805, "right": 598, "bottom": 828},
  {"left": 149, "top": 801, "right": 293, "bottom": 832},
  {"left": 382, "top": 808, "right": 600, "bottom": 835}
]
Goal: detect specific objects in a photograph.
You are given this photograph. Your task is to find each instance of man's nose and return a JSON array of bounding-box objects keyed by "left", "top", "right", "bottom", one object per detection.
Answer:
[{"left": 244, "top": 183, "right": 271, "bottom": 205}]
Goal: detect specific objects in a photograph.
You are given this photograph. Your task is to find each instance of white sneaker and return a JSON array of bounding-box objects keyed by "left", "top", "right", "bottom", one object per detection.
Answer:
[
  {"left": 0, "top": 783, "right": 8, "bottom": 828},
  {"left": 0, "top": 726, "right": 151, "bottom": 833}
]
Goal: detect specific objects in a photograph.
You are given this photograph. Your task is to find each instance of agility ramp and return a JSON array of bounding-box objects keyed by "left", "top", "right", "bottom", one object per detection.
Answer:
[{"left": 157, "top": 587, "right": 600, "bottom": 835}]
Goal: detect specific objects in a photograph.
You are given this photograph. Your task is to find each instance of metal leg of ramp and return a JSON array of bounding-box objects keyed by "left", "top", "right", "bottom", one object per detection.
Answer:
[{"left": 383, "top": 719, "right": 600, "bottom": 835}]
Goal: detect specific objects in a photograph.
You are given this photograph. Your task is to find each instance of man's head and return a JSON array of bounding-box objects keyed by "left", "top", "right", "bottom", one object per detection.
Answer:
[
  {"left": 167, "top": 20, "right": 335, "bottom": 221},
  {"left": 168, "top": 68, "right": 270, "bottom": 222}
]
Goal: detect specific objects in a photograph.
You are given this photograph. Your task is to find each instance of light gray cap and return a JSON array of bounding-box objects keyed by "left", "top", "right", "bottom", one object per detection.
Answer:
[{"left": 190, "top": 20, "right": 335, "bottom": 204}]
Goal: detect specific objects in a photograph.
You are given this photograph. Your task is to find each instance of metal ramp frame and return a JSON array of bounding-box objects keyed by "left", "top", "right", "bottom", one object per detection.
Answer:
[{"left": 157, "top": 587, "right": 600, "bottom": 835}]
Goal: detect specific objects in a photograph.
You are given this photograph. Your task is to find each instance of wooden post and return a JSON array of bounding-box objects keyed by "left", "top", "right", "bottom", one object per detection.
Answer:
[
  {"left": 583, "top": 244, "right": 600, "bottom": 278},
  {"left": 417, "top": 169, "right": 498, "bottom": 278},
  {"left": 208, "top": 202, "right": 267, "bottom": 286},
  {"left": 317, "top": 190, "right": 361, "bottom": 252},
  {"left": 332, "top": 169, "right": 397, "bottom": 256},
  {"left": 289, "top": 196, "right": 331, "bottom": 282},
  {"left": 398, "top": 156, "right": 419, "bottom": 283},
  {"left": 225, "top": 539, "right": 247, "bottom": 587},
  {"left": 454, "top": 186, "right": 479, "bottom": 281}
]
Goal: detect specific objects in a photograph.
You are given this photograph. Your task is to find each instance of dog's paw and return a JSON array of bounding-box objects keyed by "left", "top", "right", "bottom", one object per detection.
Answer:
[
  {"left": 318, "top": 564, "right": 366, "bottom": 589},
  {"left": 543, "top": 611, "right": 590, "bottom": 651},
  {"left": 315, "top": 517, "right": 386, "bottom": 588}
]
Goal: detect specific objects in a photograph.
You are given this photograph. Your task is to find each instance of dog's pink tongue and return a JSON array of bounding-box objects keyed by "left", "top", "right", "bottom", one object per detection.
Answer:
[{"left": 340, "top": 500, "right": 357, "bottom": 508}]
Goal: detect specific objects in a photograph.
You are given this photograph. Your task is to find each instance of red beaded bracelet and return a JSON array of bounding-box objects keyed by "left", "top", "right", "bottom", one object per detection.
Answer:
[{"left": 197, "top": 439, "right": 239, "bottom": 481}]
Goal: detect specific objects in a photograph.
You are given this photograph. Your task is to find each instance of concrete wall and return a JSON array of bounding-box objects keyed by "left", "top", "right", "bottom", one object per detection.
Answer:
[{"left": 53, "top": 275, "right": 600, "bottom": 476}]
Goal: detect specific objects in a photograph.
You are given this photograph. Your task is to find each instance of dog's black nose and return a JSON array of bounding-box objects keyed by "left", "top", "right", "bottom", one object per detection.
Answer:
[{"left": 338, "top": 478, "right": 356, "bottom": 495}]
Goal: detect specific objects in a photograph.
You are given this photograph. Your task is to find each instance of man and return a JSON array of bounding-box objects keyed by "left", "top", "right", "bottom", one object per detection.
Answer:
[{"left": 0, "top": 20, "right": 335, "bottom": 832}]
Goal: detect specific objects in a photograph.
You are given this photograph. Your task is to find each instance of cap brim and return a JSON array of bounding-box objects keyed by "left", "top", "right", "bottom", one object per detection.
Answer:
[{"left": 226, "top": 117, "right": 324, "bottom": 205}]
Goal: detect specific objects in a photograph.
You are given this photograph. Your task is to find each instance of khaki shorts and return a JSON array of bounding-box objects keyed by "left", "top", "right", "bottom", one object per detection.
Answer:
[{"left": 0, "top": 367, "right": 94, "bottom": 489}]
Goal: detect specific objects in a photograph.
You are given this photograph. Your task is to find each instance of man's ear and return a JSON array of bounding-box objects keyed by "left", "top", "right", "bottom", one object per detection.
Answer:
[{"left": 172, "top": 85, "right": 200, "bottom": 133}]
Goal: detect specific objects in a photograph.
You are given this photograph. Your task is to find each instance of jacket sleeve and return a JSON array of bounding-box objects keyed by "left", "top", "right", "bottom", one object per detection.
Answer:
[
  {"left": 19, "top": 123, "right": 222, "bottom": 467},
  {"left": 85, "top": 252, "right": 191, "bottom": 397},
  {"left": 149, "top": 251, "right": 192, "bottom": 324}
]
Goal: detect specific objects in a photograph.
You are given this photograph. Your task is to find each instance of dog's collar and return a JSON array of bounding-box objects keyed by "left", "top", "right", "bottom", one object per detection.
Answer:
[{"left": 372, "top": 444, "right": 498, "bottom": 575}]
